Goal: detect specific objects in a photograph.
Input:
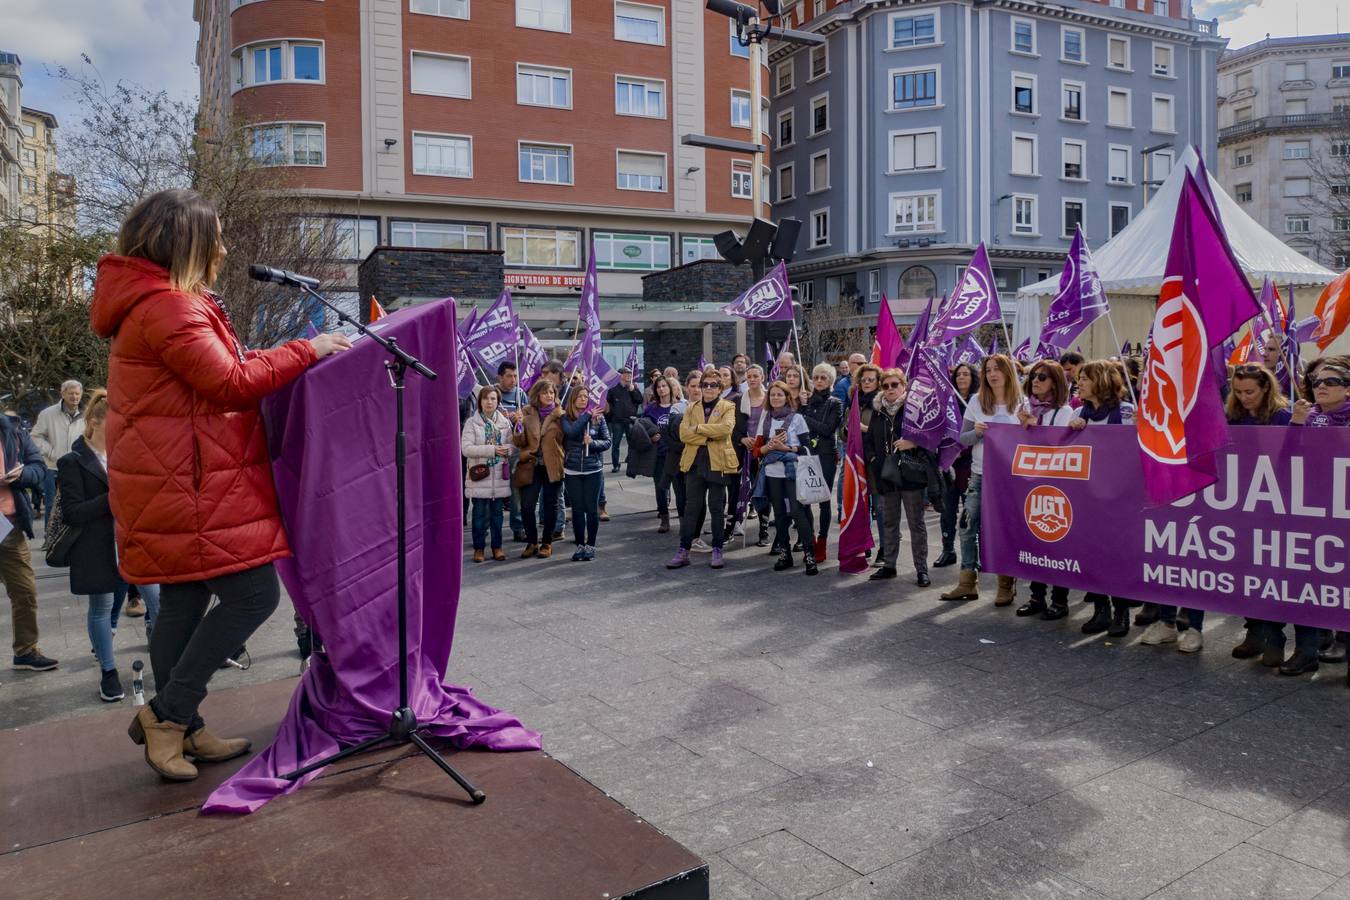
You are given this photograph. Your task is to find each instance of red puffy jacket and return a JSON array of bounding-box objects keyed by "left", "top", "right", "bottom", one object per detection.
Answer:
[{"left": 89, "top": 255, "right": 317, "bottom": 583}]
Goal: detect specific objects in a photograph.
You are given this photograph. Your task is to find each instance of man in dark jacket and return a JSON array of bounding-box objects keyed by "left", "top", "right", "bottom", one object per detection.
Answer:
[
  {"left": 0, "top": 412, "right": 58, "bottom": 671},
  {"left": 606, "top": 367, "right": 643, "bottom": 474}
]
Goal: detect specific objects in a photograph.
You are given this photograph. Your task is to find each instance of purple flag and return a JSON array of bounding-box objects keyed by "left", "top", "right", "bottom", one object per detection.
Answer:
[
  {"left": 986, "top": 334, "right": 1000, "bottom": 357},
  {"left": 837, "top": 392, "right": 874, "bottom": 573},
  {"left": 898, "top": 293, "right": 937, "bottom": 375},
  {"left": 873, "top": 293, "right": 904, "bottom": 368},
  {"left": 902, "top": 347, "right": 962, "bottom": 454},
  {"left": 1137, "top": 170, "right": 1260, "bottom": 505},
  {"left": 733, "top": 452, "right": 752, "bottom": 524},
  {"left": 301, "top": 321, "right": 320, "bottom": 340},
  {"left": 1012, "top": 337, "right": 1034, "bottom": 363},
  {"left": 579, "top": 246, "right": 601, "bottom": 334},
  {"left": 952, "top": 335, "right": 986, "bottom": 367},
  {"left": 698, "top": 354, "right": 711, "bottom": 372},
  {"left": 457, "top": 306, "right": 479, "bottom": 339},
  {"left": 624, "top": 338, "right": 639, "bottom": 376},
  {"left": 454, "top": 301, "right": 480, "bottom": 399},
  {"left": 1039, "top": 227, "right": 1108, "bottom": 351},
  {"left": 518, "top": 321, "right": 549, "bottom": 390},
  {"left": 931, "top": 243, "right": 1001, "bottom": 343},
  {"left": 467, "top": 289, "right": 518, "bottom": 373},
  {"left": 721, "top": 261, "right": 795, "bottom": 321}
]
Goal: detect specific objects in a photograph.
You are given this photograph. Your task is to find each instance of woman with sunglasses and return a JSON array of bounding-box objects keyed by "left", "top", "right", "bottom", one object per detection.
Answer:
[
  {"left": 752, "top": 381, "right": 818, "bottom": 575},
  {"left": 935, "top": 364, "right": 979, "bottom": 569},
  {"left": 867, "top": 370, "right": 933, "bottom": 584},
  {"left": 800, "top": 363, "right": 843, "bottom": 562},
  {"left": 849, "top": 364, "right": 884, "bottom": 564},
  {"left": 667, "top": 374, "right": 739, "bottom": 569},
  {"left": 1013, "top": 361, "right": 1074, "bottom": 619},
  {"left": 736, "top": 365, "right": 771, "bottom": 547}
]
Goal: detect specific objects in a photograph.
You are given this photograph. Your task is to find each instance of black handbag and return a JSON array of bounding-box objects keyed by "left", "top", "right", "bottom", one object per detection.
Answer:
[
  {"left": 882, "top": 450, "right": 930, "bottom": 489},
  {"left": 42, "top": 485, "right": 81, "bottom": 567}
]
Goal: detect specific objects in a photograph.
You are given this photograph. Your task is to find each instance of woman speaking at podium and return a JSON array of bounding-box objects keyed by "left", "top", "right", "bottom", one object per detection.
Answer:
[{"left": 90, "top": 189, "right": 351, "bottom": 782}]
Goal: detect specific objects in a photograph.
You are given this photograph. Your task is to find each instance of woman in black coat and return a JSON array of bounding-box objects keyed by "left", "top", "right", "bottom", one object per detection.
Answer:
[
  {"left": 56, "top": 390, "right": 161, "bottom": 703},
  {"left": 799, "top": 363, "right": 844, "bottom": 561}
]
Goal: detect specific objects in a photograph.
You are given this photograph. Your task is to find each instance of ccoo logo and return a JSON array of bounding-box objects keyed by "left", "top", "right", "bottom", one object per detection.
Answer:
[
  {"left": 1024, "top": 485, "right": 1072, "bottom": 542},
  {"left": 1138, "top": 277, "right": 1208, "bottom": 464}
]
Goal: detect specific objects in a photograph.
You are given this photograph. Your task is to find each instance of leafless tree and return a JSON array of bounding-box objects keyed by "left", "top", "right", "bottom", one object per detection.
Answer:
[
  {"left": 798, "top": 301, "right": 872, "bottom": 366},
  {"left": 1301, "top": 124, "right": 1350, "bottom": 270}
]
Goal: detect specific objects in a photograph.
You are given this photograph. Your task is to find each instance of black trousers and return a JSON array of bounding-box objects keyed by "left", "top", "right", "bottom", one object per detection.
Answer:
[
  {"left": 765, "top": 475, "right": 814, "bottom": 556},
  {"left": 680, "top": 470, "right": 726, "bottom": 550},
  {"left": 565, "top": 472, "right": 602, "bottom": 546},
  {"left": 150, "top": 563, "right": 281, "bottom": 727},
  {"left": 816, "top": 448, "right": 837, "bottom": 540},
  {"left": 519, "top": 467, "right": 561, "bottom": 545},
  {"left": 1029, "top": 582, "right": 1069, "bottom": 607}
]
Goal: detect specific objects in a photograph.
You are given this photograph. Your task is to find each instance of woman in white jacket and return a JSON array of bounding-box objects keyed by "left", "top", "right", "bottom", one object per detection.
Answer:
[
  {"left": 462, "top": 386, "right": 514, "bottom": 563},
  {"left": 1014, "top": 360, "right": 1076, "bottom": 620}
]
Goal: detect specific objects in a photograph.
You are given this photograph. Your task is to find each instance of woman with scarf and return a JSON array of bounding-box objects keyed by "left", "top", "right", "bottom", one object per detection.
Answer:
[
  {"left": 643, "top": 375, "right": 680, "bottom": 534},
  {"left": 667, "top": 373, "right": 738, "bottom": 570},
  {"left": 462, "top": 386, "right": 514, "bottom": 563},
  {"left": 752, "top": 381, "right": 817, "bottom": 575},
  {"left": 1013, "top": 361, "right": 1074, "bottom": 619},
  {"left": 849, "top": 364, "right": 884, "bottom": 564},
  {"left": 736, "top": 365, "right": 771, "bottom": 547},
  {"left": 513, "top": 379, "right": 565, "bottom": 559},
  {"left": 800, "top": 363, "right": 843, "bottom": 562},
  {"left": 1068, "top": 361, "right": 1138, "bottom": 636},
  {"left": 867, "top": 370, "right": 934, "bottom": 585},
  {"left": 560, "top": 385, "right": 611, "bottom": 562},
  {"left": 936, "top": 363, "right": 978, "bottom": 568}
]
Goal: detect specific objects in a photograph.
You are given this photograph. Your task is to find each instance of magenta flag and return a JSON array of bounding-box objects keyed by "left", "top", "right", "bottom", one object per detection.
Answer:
[
  {"left": 721, "top": 261, "right": 795, "bottom": 321},
  {"left": 1039, "top": 226, "right": 1108, "bottom": 351},
  {"left": 874, "top": 293, "right": 903, "bottom": 368},
  {"left": 1137, "top": 170, "right": 1260, "bottom": 506},
  {"left": 931, "top": 243, "right": 1001, "bottom": 343},
  {"left": 837, "top": 392, "right": 874, "bottom": 573}
]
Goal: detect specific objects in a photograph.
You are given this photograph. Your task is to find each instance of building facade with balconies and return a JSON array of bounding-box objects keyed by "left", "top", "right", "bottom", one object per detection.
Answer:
[
  {"left": 0, "top": 53, "right": 23, "bottom": 224},
  {"left": 1216, "top": 33, "right": 1350, "bottom": 271},
  {"left": 18, "top": 108, "right": 76, "bottom": 232}
]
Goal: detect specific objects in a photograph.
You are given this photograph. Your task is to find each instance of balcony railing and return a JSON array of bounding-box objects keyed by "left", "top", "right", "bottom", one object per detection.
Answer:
[{"left": 1219, "top": 111, "right": 1350, "bottom": 143}]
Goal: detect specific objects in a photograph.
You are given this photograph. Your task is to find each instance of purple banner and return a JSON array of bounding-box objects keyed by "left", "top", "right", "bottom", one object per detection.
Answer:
[
  {"left": 722, "top": 261, "right": 796, "bottom": 322},
  {"left": 930, "top": 243, "right": 1000, "bottom": 343},
  {"left": 982, "top": 424, "right": 1350, "bottom": 631}
]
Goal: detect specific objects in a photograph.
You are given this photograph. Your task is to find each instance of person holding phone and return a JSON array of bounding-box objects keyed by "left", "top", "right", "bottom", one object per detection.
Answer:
[{"left": 753, "top": 381, "right": 817, "bottom": 576}]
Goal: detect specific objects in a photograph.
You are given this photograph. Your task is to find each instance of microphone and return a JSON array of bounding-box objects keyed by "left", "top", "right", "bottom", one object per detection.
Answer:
[{"left": 248, "top": 264, "right": 320, "bottom": 290}]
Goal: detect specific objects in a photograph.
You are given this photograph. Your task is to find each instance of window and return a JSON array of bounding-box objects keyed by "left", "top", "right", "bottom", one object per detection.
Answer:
[
  {"left": 19, "top": 148, "right": 36, "bottom": 167},
  {"left": 1108, "top": 36, "right": 1130, "bottom": 70},
  {"left": 1333, "top": 141, "right": 1350, "bottom": 158},
  {"left": 410, "top": 52, "right": 471, "bottom": 98},
  {"left": 503, "top": 226, "right": 580, "bottom": 268},
  {"left": 20, "top": 205, "right": 37, "bottom": 223},
  {"left": 797, "top": 280, "right": 815, "bottom": 308},
  {"left": 731, "top": 89, "right": 751, "bottom": 128},
  {"left": 1062, "top": 139, "right": 1085, "bottom": 179},
  {"left": 517, "top": 64, "right": 570, "bottom": 107},
  {"left": 810, "top": 151, "right": 829, "bottom": 192},
  {"left": 1063, "top": 200, "right": 1084, "bottom": 238},
  {"left": 1335, "top": 183, "right": 1350, "bottom": 196},
  {"left": 810, "top": 43, "right": 828, "bottom": 80},
  {"left": 20, "top": 175, "right": 35, "bottom": 194},
  {"left": 1336, "top": 216, "right": 1350, "bottom": 233},
  {"left": 614, "top": 2, "right": 663, "bottom": 44},
  {"left": 518, "top": 142, "right": 573, "bottom": 184},
  {"left": 730, "top": 19, "right": 749, "bottom": 58},
  {"left": 681, "top": 236, "right": 719, "bottom": 263},
  {"left": 1233, "top": 104, "right": 1253, "bottom": 123},
  {"left": 811, "top": 209, "right": 830, "bottom": 248},
  {"left": 1013, "top": 196, "right": 1037, "bottom": 235},
  {"left": 1235, "top": 69, "right": 1253, "bottom": 91},
  {"left": 892, "top": 68, "right": 938, "bottom": 109},
  {"left": 813, "top": 0, "right": 825, "bottom": 14},
  {"left": 1153, "top": 0, "right": 1168, "bottom": 15},
  {"left": 731, "top": 161, "right": 753, "bottom": 199},
  {"left": 593, "top": 232, "right": 670, "bottom": 271},
  {"left": 302, "top": 217, "right": 380, "bottom": 260},
  {"left": 1062, "top": 81, "right": 1084, "bottom": 120},
  {"left": 1062, "top": 27, "right": 1084, "bottom": 63},
  {"left": 411, "top": 0, "right": 468, "bottom": 18},
  {"left": 412, "top": 132, "right": 471, "bottom": 177},
  {"left": 1109, "top": 145, "right": 1130, "bottom": 183},
  {"left": 20, "top": 122, "right": 35, "bottom": 138},
  {"left": 761, "top": 98, "right": 771, "bottom": 136},
  {"left": 1233, "top": 146, "right": 1253, "bottom": 167},
  {"left": 777, "top": 163, "right": 795, "bottom": 201},
  {"left": 1334, "top": 61, "right": 1350, "bottom": 79},
  {"left": 231, "top": 40, "right": 324, "bottom": 89},
  {"left": 248, "top": 123, "right": 325, "bottom": 166},
  {"left": 890, "top": 191, "right": 940, "bottom": 232},
  {"left": 1235, "top": 183, "right": 1252, "bottom": 202},
  {"left": 810, "top": 94, "right": 829, "bottom": 134},
  {"left": 866, "top": 269, "right": 881, "bottom": 303},
  {"left": 891, "top": 12, "right": 937, "bottom": 49},
  {"left": 1110, "top": 203, "right": 1131, "bottom": 237},
  {"left": 776, "top": 60, "right": 794, "bottom": 95},
  {"left": 1151, "top": 94, "right": 1174, "bottom": 132},
  {"left": 1151, "top": 149, "right": 1173, "bottom": 180},
  {"left": 391, "top": 220, "right": 488, "bottom": 250},
  {"left": 1285, "top": 62, "right": 1307, "bottom": 82},
  {"left": 615, "top": 76, "right": 664, "bottom": 117},
  {"left": 1286, "top": 99, "right": 1308, "bottom": 116},
  {"left": 616, "top": 150, "right": 666, "bottom": 191},
  {"left": 1153, "top": 43, "right": 1173, "bottom": 77},
  {"left": 1012, "top": 18, "right": 1036, "bottom": 55},
  {"left": 1284, "top": 177, "right": 1311, "bottom": 197},
  {"left": 1012, "top": 134, "right": 1037, "bottom": 175},
  {"left": 777, "top": 109, "right": 794, "bottom": 148},
  {"left": 1336, "top": 97, "right": 1350, "bottom": 113},
  {"left": 1108, "top": 88, "right": 1131, "bottom": 127},
  {"left": 1286, "top": 215, "right": 1311, "bottom": 235},
  {"left": 891, "top": 129, "right": 938, "bottom": 171},
  {"left": 517, "top": 0, "right": 569, "bottom": 31},
  {"left": 1013, "top": 73, "right": 1036, "bottom": 114},
  {"left": 1284, "top": 140, "right": 1311, "bottom": 160}
]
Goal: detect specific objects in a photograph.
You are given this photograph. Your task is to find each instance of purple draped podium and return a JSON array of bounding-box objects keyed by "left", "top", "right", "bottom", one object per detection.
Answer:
[{"left": 203, "top": 298, "right": 541, "bottom": 815}]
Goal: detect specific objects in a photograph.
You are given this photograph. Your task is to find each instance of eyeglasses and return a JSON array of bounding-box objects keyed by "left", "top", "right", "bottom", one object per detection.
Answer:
[
  {"left": 1031, "top": 372, "right": 1052, "bottom": 382},
  {"left": 882, "top": 381, "right": 903, "bottom": 389},
  {"left": 1314, "top": 376, "right": 1349, "bottom": 388}
]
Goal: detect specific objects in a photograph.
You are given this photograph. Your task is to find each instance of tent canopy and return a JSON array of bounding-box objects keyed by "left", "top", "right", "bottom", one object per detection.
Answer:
[{"left": 1018, "top": 146, "right": 1337, "bottom": 298}]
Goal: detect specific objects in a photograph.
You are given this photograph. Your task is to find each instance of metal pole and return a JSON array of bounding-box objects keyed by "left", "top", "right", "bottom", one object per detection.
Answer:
[{"left": 749, "top": 19, "right": 763, "bottom": 215}]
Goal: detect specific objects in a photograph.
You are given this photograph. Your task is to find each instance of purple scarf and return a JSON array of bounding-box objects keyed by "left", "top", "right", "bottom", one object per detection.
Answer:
[
  {"left": 1027, "top": 396, "right": 1059, "bottom": 421},
  {"left": 536, "top": 402, "right": 557, "bottom": 421},
  {"left": 1307, "top": 400, "right": 1350, "bottom": 428}
]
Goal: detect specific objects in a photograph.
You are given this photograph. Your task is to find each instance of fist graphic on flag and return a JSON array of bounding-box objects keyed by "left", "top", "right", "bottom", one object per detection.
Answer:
[{"left": 1138, "top": 277, "right": 1208, "bottom": 464}]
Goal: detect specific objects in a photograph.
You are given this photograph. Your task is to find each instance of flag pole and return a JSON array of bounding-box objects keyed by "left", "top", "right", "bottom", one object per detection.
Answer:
[{"left": 1103, "top": 309, "right": 1139, "bottom": 407}]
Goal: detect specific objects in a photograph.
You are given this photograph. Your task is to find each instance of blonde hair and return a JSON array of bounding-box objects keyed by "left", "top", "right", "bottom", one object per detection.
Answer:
[
  {"left": 116, "top": 189, "right": 224, "bottom": 294},
  {"left": 82, "top": 389, "right": 109, "bottom": 440}
]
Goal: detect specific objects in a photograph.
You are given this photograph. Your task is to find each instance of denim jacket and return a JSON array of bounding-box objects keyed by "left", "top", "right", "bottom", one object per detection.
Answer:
[{"left": 560, "top": 412, "right": 612, "bottom": 474}]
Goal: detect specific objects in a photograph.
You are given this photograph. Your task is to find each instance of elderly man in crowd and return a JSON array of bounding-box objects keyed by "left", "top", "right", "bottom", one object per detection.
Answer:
[{"left": 30, "top": 380, "right": 84, "bottom": 529}]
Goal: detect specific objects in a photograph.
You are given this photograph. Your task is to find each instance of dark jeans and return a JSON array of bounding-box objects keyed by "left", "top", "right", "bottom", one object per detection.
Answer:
[
  {"left": 815, "top": 448, "right": 837, "bottom": 540},
  {"left": 520, "top": 468, "right": 561, "bottom": 546},
  {"left": 940, "top": 470, "right": 960, "bottom": 549},
  {"left": 149, "top": 563, "right": 281, "bottom": 727},
  {"left": 565, "top": 472, "right": 602, "bottom": 546},
  {"left": 1256, "top": 621, "right": 1324, "bottom": 656},
  {"left": 680, "top": 469, "right": 726, "bottom": 550},
  {"left": 610, "top": 421, "right": 630, "bottom": 469},
  {"left": 471, "top": 497, "right": 505, "bottom": 550},
  {"left": 1029, "top": 582, "right": 1069, "bottom": 607},
  {"left": 1085, "top": 593, "right": 1134, "bottom": 615},
  {"left": 1157, "top": 604, "right": 1205, "bottom": 632},
  {"left": 655, "top": 461, "right": 674, "bottom": 516},
  {"left": 765, "top": 475, "right": 814, "bottom": 556}
]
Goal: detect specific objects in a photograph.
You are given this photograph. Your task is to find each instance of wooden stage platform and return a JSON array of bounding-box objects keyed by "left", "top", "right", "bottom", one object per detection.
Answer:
[{"left": 0, "top": 679, "right": 708, "bottom": 899}]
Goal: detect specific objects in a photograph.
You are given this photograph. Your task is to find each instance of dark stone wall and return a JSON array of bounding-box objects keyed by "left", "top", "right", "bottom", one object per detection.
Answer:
[{"left": 357, "top": 248, "right": 504, "bottom": 320}]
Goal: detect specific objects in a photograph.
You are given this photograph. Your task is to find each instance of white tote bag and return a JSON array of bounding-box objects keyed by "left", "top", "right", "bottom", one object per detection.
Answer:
[{"left": 795, "top": 449, "right": 831, "bottom": 505}]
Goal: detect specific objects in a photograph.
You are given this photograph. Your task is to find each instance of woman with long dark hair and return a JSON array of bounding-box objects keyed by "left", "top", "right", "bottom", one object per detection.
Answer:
[
  {"left": 1014, "top": 361, "right": 1073, "bottom": 620},
  {"left": 936, "top": 363, "right": 978, "bottom": 568},
  {"left": 90, "top": 189, "right": 351, "bottom": 781}
]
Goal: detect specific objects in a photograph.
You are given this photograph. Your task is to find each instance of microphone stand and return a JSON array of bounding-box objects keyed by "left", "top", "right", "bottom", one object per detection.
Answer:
[{"left": 278, "top": 283, "right": 485, "bottom": 805}]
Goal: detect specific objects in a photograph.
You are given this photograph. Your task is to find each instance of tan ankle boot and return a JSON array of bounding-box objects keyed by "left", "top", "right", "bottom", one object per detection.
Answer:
[
  {"left": 183, "top": 726, "right": 252, "bottom": 763},
  {"left": 994, "top": 575, "right": 1017, "bottom": 607},
  {"left": 940, "top": 569, "right": 979, "bottom": 601},
  {"left": 128, "top": 706, "right": 198, "bottom": 782}
]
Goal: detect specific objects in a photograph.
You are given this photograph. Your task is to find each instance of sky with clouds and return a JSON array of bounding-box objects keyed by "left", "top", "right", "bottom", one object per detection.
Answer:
[{"left": 1, "top": 0, "right": 1347, "bottom": 139}]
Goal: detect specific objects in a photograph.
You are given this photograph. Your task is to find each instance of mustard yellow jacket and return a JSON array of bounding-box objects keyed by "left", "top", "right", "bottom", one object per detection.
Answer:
[{"left": 678, "top": 398, "right": 739, "bottom": 475}]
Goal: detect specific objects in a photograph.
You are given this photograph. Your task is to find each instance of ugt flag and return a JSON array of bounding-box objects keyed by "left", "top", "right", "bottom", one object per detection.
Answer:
[
  {"left": 579, "top": 246, "right": 601, "bottom": 334},
  {"left": 931, "top": 243, "right": 1000, "bottom": 343},
  {"left": 1039, "top": 226, "right": 1107, "bottom": 351},
  {"left": 952, "top": 335, "right": 986, "bottom": 367},
  {"left": 837, "top": 392, "right": 874, "bottom": 574},
  {"left": 1137, "top": 170, "right": 1260, "bottom": 506},
  {"left": 722, "top": 261, "right": 795, "bottom": 321},
  {"left": 903, "top": 347, "right": 962, "bottom": 454}
]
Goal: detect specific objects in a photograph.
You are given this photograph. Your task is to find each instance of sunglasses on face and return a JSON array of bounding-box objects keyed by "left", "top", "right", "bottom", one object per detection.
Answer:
[
  {"left": 701, "top": 382, "right": 721, "bottom": 389},
  {"left": 1031, "top": 372, "right": 1052, "bottom": 382},
  {"left": 1314, "top": 377, "right": 1349, "bottom": 388},
  {"left": 882, "top": 381, "right": 903, "bottom": 389}
]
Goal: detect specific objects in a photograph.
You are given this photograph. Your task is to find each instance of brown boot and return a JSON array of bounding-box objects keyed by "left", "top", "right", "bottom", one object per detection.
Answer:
[
  {"left": 940, "top": 570, "right": 979, "bottom": 602},
  {"left": 127, "top": 706, "right": 198, "bottom": 782},
  {"left": 492, "top": 548, "right": 506, "bottom": 561},
  {"left": 183, "top": 725, "right": 252, "bottom": 763},
  {"left": 994, "top": 575, "right": 1017, "bottom": 607},
  {"left": 521, "top": 543, "right": 538, "bottom": 559},
  {"left": 598, "top": 504, "right": 610, "bottom": 522}
]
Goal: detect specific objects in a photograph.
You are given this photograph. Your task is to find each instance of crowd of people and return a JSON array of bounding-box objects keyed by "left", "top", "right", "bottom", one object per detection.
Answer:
[{"left": 456, "top": 340, "right": 1350, "bottom": 686}]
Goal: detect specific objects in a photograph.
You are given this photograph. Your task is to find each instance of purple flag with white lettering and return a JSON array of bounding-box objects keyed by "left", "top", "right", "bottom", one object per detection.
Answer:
[
  {"left": 624, "top": 338, "right": 639, "bottom": 375},
  {"left": 518, "top": 321, "right": 549, "bottom": 390},
  {"left": 579, "top": 247, "right": 601, "bottom": 334},
  {"left": 455, "top": 301, "right": 480, "bottom": 399},
  {"left": 467, "top": 289, "right": 518, "bottom": 373},
  {"left": 902, "top": 347, "right": 962, "bottom": 454},
  {"left": 721, "top": 261, "right": 795, "bottom": 321},
  {"left": 1039, "top": 226, "right": 1108, "bottom": 351},
  {"left": 898, "top": 294, "right": 937, "bottom": 375},
  {"left": 931, "top": 243, "right": 1001, "bottom": 343},
  {"left": 952, "top": 335, "right": 986, "bottom": 367}
]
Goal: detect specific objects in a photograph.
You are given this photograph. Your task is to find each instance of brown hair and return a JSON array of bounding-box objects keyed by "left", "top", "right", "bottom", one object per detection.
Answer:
[
  {"left": 978, "top": 354, "right": 1023, "bottom": 412},
  {"left": 116, "top": 189, "right": 224, "bottom": 294},
  {"left": 82, "top": 388, "right": 109, "bottom": 440},
  {"left": 766, "top": 380, "right": 797, "bottom": 410},
  {"left": 850, "top": 364, "right": 883, "bottom": 398},
  {"left": 1024, "top": 360, "right": 1069, "bottom": 409},
  {"left": 526, "top": 378, "right": 557, "bottom": 409},
  {"left": 564, "top": 383, "right": 591, "bottom": 418},
  {"left": 1077, "top": 360, "right": 1127, "bottom": 409},
  {"left": 1225, "top": 364, "right": 1289, "bottom": 423},
  {"left": 879, "top": 368, "right": 907, "bottom": 388},
  {"left": 476, "top": 385, "right": 502, "bottom": 411}
]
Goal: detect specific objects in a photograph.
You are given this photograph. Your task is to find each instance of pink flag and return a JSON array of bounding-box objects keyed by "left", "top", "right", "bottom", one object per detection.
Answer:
[
  {"left": 1137, "top": 170, "right": 1260, "bottom": 506},
  {"left": 872, "top": 294, "right": 904, "bottom": 368},
  {"left": 837, "top": 392, "right": 874, "bottom": 574}
]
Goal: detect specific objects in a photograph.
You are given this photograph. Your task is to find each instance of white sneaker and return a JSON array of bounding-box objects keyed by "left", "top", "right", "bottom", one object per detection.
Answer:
[
  {"left": 1178, "top": 630, "right": 1203, "bottom": 653},
  {"left": 691, "top": 538, "right": 712, "bottom": 553},
  {"left": 1140, "top": 621, "right": 1178, "bottom": 645},
  {"left": 733, "top": 523, "right": 744, "bottom": 536}
]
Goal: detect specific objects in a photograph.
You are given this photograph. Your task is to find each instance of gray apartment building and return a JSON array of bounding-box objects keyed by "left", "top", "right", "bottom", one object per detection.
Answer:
[{"left": 767, "top": 0, "right": 1225, "bottom": 325}]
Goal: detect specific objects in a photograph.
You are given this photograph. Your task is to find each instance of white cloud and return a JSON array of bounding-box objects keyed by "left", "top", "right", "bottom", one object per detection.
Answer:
[{"left": 1196, "top": 0, "right": 1350, "bottom": 50}]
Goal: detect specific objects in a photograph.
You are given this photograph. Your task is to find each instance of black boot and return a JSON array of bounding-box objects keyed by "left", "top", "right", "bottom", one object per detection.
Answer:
[
  {"left": 803, "top": 552, "right": 818, "bottom": 576},
  {"left": 1016, "top": 598, "right": 1047, "bottom": 617},
  {"left": 1107, "top": 602, "right": 1131, "bottom": 638},
  {"left": 1279, "top": 650, "right": 1319, "bottom": 676},
  {"left": 1081, "top": 602, "right": 1111, "bottom": 635},
  {"left": 933, "top": 548, "right": 957, "bottom": 568},
  {"left": 658, "top": 512, "right": 670, "bottom": 534},
  {"left": 773, "top": 549, "right": 794, "bottom": 571},
  {"left": 1133, "top": 602, "right": 1159, "bottom": 626},
  {"left": 756, "top": 522, "right": 770, "bottom": 547},
  {"left": 1042, "top": 598, "right": 1069, "bottom": 621}
]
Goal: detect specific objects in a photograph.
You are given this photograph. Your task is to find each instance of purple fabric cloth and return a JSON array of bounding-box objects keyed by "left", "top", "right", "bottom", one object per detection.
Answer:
[
  {"left": 203, "top": 298, "right": 541, "bottom": 815},
  {"left": 722, "top": 261, "right": 795, "bottom": 321}
]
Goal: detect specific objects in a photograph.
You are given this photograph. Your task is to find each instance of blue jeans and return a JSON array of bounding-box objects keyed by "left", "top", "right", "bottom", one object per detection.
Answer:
[
  {"left": 959, "top": 474, "right": 983, "bottom": 572},
  {"left": 42, "top": 468, "right": 56, "bottom": 528},
  {"left": 88, "top": 582, "right": 160, "bottom": 672},
  {"left": 1158, "top": 605, "right": 1205, "bottom": 632},
  {"left": 471, "top": 498, "right": 505, "bottom": 550},
  {"left": 565, "top": 472, "right": 602, "bottom": 546},
  {"left": 610, "top": 421, "right": 630, "bottom": 469}
]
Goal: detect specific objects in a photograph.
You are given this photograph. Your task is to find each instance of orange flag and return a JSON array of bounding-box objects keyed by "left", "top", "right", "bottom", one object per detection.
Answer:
[
  {"left": 1312, "top": 269, "right": 1350, "bottom": 351},
  {"left": 369, "top": 295, "right": 387, "bottom": 322}
]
